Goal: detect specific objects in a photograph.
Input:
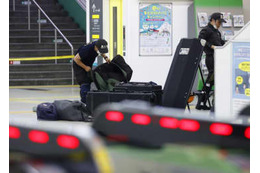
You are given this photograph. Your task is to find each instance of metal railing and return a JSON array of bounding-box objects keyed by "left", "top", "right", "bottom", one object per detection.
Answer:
[{"left": 12, "top": 0, "right": 75, "bottom": 85}]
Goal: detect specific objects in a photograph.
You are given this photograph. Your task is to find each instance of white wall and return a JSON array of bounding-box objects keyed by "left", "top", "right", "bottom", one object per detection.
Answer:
[
  {"left": 123, "top": 0, "right": 192, "bottom": 87},
  {"left": 243, "top": 0, "right": 250, "bottom": 24}
]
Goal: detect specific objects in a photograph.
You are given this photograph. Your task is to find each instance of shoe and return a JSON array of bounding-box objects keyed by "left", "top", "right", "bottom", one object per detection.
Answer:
[
  {"left": 195, "top": 93, "right": 206, "bottom": 110},
  {"left": 196, "top": 105, "right": 211, "bottom": 110}
]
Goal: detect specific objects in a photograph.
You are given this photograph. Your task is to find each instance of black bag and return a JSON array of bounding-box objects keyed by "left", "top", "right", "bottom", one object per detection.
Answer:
[
  {"left": 92, "top": 55, "right": 133, "bottom": 91},
  {"left": 162, "top": 38, "right": 204, "bottom": 109},
  {"left": 53, "top": 100, "right": 93, "bottom": 122},
  {"left": 36, "top": 102, "right": 58, "bottom": 120},
  {"left": 114, "top": 81, "right": 162, "bottom": 105},
  {"left": 86, "top": 91, "right": 156, "bottom": 114}
]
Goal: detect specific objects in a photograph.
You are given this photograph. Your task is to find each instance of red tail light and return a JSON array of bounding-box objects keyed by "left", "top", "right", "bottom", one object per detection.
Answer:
[
  {"left": 179, "top": 119, "right": 200, "bottom": 132},
  {"left": 28, "top": 130, "right": 49, "bottom": 144},
  {"left": 105, "top": 111, "right": 124, "bottom": 122},
  {"left": 244, "top": 127, "right": 250, "bottom": 139},
  {"left": 159, "top": 117, "right": 179, "bottom": 129},
  {"left": 107, "top": 135, "right": 129, "bottom": 142},
  {"left": 9, "top": 126, "right": 21, "bottom": 139},
  {"left": 210, "top": 123, "right": 233, "bottom": 136},
  {"left": 57, "top": 135, "right": 80, "bottom": 149},
  {"left": 131, "top": 114, "right": 151, "bottom": 125}
]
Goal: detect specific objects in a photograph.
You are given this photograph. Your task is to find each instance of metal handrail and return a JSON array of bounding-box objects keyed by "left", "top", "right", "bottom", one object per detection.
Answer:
[{"left": 27, "top": 0, "right": 75, "bottom": 85}]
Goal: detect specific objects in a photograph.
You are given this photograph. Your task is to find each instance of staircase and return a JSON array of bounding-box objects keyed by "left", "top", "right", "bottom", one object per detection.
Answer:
[{"left": 9, "top": 0, "right": 86, "bottom": 86}]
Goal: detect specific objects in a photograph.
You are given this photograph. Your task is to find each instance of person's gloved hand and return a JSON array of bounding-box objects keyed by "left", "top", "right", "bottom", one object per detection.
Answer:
[
  {"left": 200, "top": 39, "right": 206, "bottom": 47},
  {"left": 104, "top": 56, "right": 111, "bottom": 64}
]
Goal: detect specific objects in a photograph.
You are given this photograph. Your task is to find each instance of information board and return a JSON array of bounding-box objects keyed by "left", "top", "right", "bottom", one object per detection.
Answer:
[{"left": 232, "top": 42, "right": 250, "bottom": 116}]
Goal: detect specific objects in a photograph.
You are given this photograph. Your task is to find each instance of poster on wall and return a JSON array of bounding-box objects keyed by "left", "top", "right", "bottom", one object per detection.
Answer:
[
  {"left": 221, "top": 12, "right": 232, "bottom": 27},
  {"left": 197, "top": 12, "right": 208, "bottom": 28},
  {"left": 232, "top": 42, "right": 250, "bottom": 116},
  {"left": 222, "top": 30, "right": 234, "bottom": 41},
  {"left": 139, "top": 3, "right": 172, "bottom": 56},
  {"left": 233, "top": 15, "right": 245, "bottom": 27}
]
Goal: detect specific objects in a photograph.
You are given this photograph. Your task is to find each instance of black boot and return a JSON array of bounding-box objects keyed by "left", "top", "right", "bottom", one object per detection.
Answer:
[{"left": 196, "top": 93, "right": 206, "bottom": 110}]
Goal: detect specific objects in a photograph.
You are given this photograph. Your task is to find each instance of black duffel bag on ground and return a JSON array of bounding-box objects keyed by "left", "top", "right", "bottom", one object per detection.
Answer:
[{"left": 53, "top": 100, "right": 93, "bottom": 122}]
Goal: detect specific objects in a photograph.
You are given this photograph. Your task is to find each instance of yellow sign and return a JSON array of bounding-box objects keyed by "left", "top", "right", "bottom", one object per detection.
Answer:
[
  {"left": 92, "top": 15, "right": 100, "bottom": 19},
  {"left": 92, "top": 35, "right": 100, "bottom": 39},
  {"left": 245, "top": 88, "right": 250, "bottom": 96},
  {"left": 236, "top": 76, "right": 243, "bottom": 85},
  {"left": 238, "top": 61, "right": 250, "bottom": 72}
]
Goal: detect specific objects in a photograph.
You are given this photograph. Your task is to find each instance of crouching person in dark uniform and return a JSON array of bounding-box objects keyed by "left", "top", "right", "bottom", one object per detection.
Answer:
[
  {"left": 196, "top": 13, "right": 226, "bottom": 110},
  {"left": 73, "top": 39, "right": 110, "bottom": 103}
]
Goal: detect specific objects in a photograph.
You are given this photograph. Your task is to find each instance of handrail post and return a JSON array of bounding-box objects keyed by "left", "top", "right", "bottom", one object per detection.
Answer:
[
  {"left": 28, "top": 0, "right": 30, "bottom": 30},
  {"left": 13, "top": 0, "right": 15, "bottom": 11},
  {"left": 71, "top": 48, "right": 74, "bottom": 85},
  {"left": 54, "top": 29, "right": 57, "bottom": 64},
  {"left": 38, "top": 9, "right": 41, "bottom": 43}
]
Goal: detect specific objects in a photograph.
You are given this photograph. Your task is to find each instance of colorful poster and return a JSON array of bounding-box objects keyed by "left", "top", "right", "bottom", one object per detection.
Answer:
[
  {"left": 221, "top": 12, "right": 232, "bottom": 27},
  {"left": 232, "top": 42, "right": 250, "bottom": 116},
  {"left": 139, "top": 3, "right": 172, "bottom": 56},
  {"left": 197, "top": 12, "right": 208, "bottom": 28},
  {"left": 222, "top": 30, "right": 234, "bottom": 41},
  {"left": 233, "top": 15, "right": 245, "bottom": 27}
]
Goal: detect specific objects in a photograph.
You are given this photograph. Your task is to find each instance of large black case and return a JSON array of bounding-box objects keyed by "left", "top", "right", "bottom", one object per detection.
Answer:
[
  {"left": 114, "top": 82, "right": 163, "bottom": 105},
  {"left": 162, "top": 38, "right": 203, "bottom": 109},
  {"left": 86, "top": 91, "right": 157, "bottom": 113}
]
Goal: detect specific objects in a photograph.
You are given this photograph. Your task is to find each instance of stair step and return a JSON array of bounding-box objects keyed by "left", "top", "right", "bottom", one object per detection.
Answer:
[
  {"left": 9, "top": 16, "right": 74, "bottom": 23},
  {"left": 9, "top": 50, "right": 77, "bottom": 57},
  {"left": 9, "top": 23, "right": 78, "bottom": 30},
  {"left": 9, "top": 35, "right": 85, "bottom": 43},
  {"left": 10, "top": 71, "right": 72, "bottom": 79},
  {"left": 10, "top": 48, "right": 77, "bottom": 57},
  {"left": 10, "top": 4, "right": 62, "bottom": 11},
  {"left": 14, "top": 59, "right": 72, "bottom": 64},
  {"left": 11, "top": 0, "right": 59, "bottom": 5},
  {"left": 9, "top": 10, "right": 68, "bottom": 17},
  {"left": 9, "top": 78, "right": 75, "bottom": 86},
  {"left": 9, "top": 63, "right": 73, "bottom": 72},
  {"left": 9, "top": 42, "right": 83, "bottom": 50},
  {"left": 9, "top": 29, "right": 84, "bottom": 36}
]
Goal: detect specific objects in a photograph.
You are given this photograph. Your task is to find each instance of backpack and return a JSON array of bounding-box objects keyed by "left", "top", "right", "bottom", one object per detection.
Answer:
[{"left": 36, "top": 103, "right": 58, "bottom": 120}]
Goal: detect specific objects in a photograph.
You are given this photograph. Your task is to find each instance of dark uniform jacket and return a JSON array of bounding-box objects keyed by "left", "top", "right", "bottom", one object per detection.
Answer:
[
  {"left": 199, "top": 23, "right": 225, "bottom": 55},
  {"left": 73, "top": 42, "right": 98, "bottom": 85}
]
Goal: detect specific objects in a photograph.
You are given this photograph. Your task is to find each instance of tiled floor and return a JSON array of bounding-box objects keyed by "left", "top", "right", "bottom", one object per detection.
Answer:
[{"left": 9, "top": 86, "right": 91, "bottom": 128}]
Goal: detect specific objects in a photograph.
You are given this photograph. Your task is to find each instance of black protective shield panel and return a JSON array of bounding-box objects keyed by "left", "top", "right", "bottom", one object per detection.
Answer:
[
  {"left": 87, "top": 91, "right": 154, "bottom": 113},
  {"left": 162, "top": 38, "right": 203, "bottom": 109}
]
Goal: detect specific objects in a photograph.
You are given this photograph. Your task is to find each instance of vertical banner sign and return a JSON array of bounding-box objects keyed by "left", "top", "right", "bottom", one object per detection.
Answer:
[
  {"left": 90, "top": 0, "right": 103, "bottom": 65},
  {"left": 139, "top": 3, "right": 172, "bottom": 56},
  {"left": 232, "top": 42, "right": 250, "bottom": 116}
]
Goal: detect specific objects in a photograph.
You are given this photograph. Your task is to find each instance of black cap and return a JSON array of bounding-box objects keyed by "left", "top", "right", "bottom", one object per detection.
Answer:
[
  {"left": 95, "top": 39, "right": 108, "bottom": 54},
  {"left": 210, "top": 12, "right": 227, "bottom": 23}
]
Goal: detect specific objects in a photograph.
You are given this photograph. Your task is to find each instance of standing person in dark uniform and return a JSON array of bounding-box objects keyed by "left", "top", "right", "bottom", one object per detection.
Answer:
[
  {"left": 73, "top": 39, "right": 110, "bottom": 103},
  {"left": 196, "top": 13, "right": 226, "bottom": 110}
]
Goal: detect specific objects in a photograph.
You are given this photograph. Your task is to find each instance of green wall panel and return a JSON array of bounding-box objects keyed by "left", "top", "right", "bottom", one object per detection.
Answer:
[
  {"left": 195, "top": 0, "right": 242, "bottom": 7},
  {"left": 58, "top": 0, "right": 86, "bottom": 33}
]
